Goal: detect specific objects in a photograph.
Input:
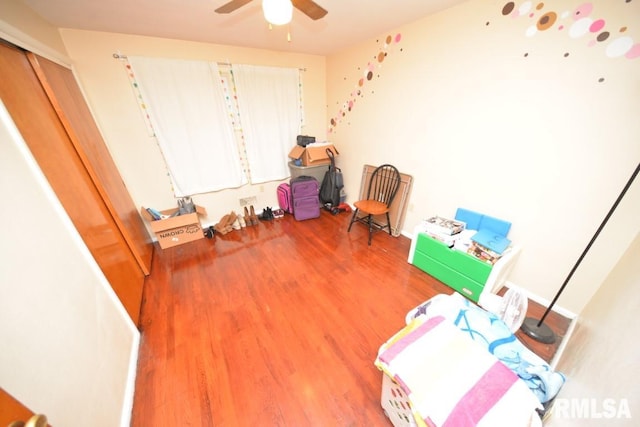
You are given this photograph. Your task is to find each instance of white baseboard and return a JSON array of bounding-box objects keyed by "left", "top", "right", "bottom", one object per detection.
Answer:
[
  {"left": 550, "top": 316, "right": 577, "bottom": 370},
  {"left": 505, "top": 281, "right": 577, "bottom": 320},
  {"left": 121, "top": 332, "right": 140, "bottom": 427},
  {"left": 400, "top": 230, "right": 412, "bottom": 240},
  {"left": 504, "top": 281, "right": 578, "bottom": 369}
]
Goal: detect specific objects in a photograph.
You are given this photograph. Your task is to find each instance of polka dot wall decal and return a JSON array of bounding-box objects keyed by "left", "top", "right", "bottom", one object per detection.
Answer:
[
  {"left": 328, "top": 33, "right": 403, "bottom": 134},
  {"left": 526, "top": 25, "right": 537, "bottom": 37},
  {"left": 590, "top": 19, "right": 605, "bottom": 33},
  {"left": 519, "top": 1, "right": 532, "bottom": 16},
  {"left": 626, "top": 44, "right": 640, "bottom": 59},
  {"left": 573, "top": 3, "right": 593, "bottom": 20},
  {"left": 606, "top": 36, "right": 634, "bottom": 58},
  {"left": 499, "top": 1, "right": 638, "bottom": 62},
  {"left": 537, "top": 12, "right": 557, "bottom": 31},
  {"left": 569, "top": 18, "right": 593, "bottom": 38},
  {"left": 502, "top": 2, "right": 515, "bottom": 16}
]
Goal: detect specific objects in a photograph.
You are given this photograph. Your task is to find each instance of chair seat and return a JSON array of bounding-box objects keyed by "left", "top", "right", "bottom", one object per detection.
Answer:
[
  {"left": 348, "top": 164, "right": 401, "bottom": 245},
  {"left": 353, "top": 200, "right": 389, "bottom": 216}
]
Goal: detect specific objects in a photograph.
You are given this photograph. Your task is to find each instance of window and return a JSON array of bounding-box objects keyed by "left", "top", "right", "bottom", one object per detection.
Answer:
[{"left": 127, "top": 56, "right": 302, "bottom": 196}]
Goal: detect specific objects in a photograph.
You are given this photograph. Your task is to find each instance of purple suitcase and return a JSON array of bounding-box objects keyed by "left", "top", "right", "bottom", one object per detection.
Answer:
[
  {"left": 290, "top": 176, "right": 320, "bottom": 221},
  {"left": 277, "top": 183, "right": 293, "bottom": 214}
]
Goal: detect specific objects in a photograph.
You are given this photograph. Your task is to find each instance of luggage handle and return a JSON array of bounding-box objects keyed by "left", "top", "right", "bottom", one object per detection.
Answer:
[{"left": 326, "top": 148, "right": 336, "bottom": 171}]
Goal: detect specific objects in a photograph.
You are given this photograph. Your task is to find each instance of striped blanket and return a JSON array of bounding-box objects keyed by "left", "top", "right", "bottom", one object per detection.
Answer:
[
  {"left": 376, "top": 315, "right": 542, "bottom": 427},
  {"left": 405, "top": 292, "right": 565, "bottom": 404}
]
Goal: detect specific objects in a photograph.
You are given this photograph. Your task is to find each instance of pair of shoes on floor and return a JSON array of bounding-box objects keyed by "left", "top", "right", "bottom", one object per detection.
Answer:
[
  {"left": 214, "top": 211, "right": 237, "bottom": 235},
  {"left": 204, "top": 225, "right": 215, "bottom": 239},
  {"left": 244, "top": 205, "right": 259, "bottom": 226},
  {"left": 259, "top": 207, "right": 274, "bottom": 221},
  {"left": 273, "top": 208, "right": 284, "bottom": 219}
]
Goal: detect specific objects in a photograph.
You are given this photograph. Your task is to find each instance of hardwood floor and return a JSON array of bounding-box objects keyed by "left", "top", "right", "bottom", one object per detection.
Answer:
[{"left": 131, "top": 210, "right": 569, "bottom": 426}]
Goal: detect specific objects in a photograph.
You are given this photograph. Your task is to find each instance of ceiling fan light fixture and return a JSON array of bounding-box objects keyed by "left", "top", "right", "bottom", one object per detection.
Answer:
[{"left": 262, "top": 0, "right": 293, "bottom": 26}]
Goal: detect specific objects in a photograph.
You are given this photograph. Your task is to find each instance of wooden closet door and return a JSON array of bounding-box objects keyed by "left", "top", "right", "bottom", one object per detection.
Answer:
[
  {"left": 0, "top": 42, "right": 145, "bottom": 325},
  {"left": 27, "top": 53, "right": 153, "bottom": 276}
]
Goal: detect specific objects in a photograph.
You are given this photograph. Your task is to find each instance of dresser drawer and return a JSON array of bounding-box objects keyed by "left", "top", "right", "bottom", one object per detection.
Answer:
[
  {"left": 415, "top": 233, "right": 492, "bottom": 284},
  {"left": 412, "top": 250, "right": 485, "bottom": 302}
]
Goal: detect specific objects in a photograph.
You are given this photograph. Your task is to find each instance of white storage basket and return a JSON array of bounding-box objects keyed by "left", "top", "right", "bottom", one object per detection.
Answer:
[{"left": 380, "top": 373, "right": 418, "bottom": 427}]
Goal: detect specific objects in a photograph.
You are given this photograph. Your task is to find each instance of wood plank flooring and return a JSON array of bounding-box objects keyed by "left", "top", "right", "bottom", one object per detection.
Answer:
[{"left": 131, "top": 210, "right": 569, "bottom": 426}]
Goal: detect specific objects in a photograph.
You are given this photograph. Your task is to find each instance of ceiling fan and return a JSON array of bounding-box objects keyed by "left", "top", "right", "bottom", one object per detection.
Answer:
[{"left": 215, "top": 0, "right": 328, "bottom": 24}]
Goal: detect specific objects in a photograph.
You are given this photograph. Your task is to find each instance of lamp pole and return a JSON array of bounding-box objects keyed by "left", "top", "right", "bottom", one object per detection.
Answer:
[{"left": 520, "top": 162, "right": 640, "bottom": 344}]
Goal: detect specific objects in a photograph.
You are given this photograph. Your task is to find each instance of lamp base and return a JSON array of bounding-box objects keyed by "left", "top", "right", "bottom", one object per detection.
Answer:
[{"left": 520, "top": 317, "right": 556, "bottom": 344}]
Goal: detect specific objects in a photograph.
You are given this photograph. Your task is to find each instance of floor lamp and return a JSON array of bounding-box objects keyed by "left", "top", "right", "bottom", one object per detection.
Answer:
[{"left": 520, "top": 161, "right": 640, "bottom": 344}]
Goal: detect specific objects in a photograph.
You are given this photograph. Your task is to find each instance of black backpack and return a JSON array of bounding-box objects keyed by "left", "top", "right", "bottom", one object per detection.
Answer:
[{"left": 319, "top": 148, "right": 343, "bottom": 208}]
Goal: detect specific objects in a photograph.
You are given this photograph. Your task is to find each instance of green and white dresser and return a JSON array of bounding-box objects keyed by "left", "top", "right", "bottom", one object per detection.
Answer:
[{"left": 408, "top": 222, "right": 521, "bottom": 305}]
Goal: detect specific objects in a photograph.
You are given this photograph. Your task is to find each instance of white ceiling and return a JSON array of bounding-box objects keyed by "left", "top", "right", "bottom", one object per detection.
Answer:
[{"left": 21, "top": 0, "right": 468, "bottom": 55}]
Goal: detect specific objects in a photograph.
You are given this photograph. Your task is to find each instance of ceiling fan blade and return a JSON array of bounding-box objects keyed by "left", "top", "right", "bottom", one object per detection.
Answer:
[
  {"left": 215, "top": 0, "right": 254, "bottom": 14},
  {"left": 291, "top": 0, "right": 328, "bottom": 20}
]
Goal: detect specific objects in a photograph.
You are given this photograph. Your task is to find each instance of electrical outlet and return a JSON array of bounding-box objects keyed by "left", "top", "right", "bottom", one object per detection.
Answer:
[{"left": 239, "top": 196, "right": 257, "bottom": 206}]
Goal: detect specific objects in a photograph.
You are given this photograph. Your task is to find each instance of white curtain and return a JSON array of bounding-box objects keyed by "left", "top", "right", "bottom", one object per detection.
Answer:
[
  {"left": 232, "top": 64, "right": 301, "bottom": 183},
  {"left": 128, "top": 56, "right": 246, "bottom": 196}
]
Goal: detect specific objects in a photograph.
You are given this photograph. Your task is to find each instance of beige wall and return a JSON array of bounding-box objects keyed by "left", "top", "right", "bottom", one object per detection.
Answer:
[
  {"left": 326, "top": 0, "right": 640, "bottom": 314},
  {"left": 0, "top": 101, "right": 139, "bottom": 427},
  {"left": 59, "top": 29, "right": 327, "bottom": 229},
  {"left": 546, "top": 232, "right": 639, "bottom": 426},
  {"left": 0, "top": 0, "right": 68, "bottom": 61}
]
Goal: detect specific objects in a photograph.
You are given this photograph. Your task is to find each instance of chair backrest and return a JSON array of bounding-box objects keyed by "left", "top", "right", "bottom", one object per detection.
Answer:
[{"left": 364, "top": 164, "right": 401, "bottom": 207}]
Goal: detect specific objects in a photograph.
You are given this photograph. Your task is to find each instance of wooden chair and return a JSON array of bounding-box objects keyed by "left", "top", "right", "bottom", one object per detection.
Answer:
[{"left": 348, "top": 164, "right": 401, "bottom": 245}]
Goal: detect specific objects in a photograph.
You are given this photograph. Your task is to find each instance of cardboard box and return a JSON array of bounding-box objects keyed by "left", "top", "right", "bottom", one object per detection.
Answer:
[
  {"left": 141, "top": 205, "right": 207, "bottom": 249},
  {"left": 288, "top": 143, "right": 338, "bottom": 166}
]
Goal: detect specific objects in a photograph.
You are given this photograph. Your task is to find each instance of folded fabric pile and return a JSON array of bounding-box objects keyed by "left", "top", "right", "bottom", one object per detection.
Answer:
[
  {"left": 376, "top": 315, "right": 542, "bottom": 427},
  {"left": 405, "top": 293, "right": 565, "bottom": 405}
]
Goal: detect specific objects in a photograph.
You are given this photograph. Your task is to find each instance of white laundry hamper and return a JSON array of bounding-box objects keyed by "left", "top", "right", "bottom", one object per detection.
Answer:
[{"left": 380, "top": 373, "right": 418, "bottom": 427}]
